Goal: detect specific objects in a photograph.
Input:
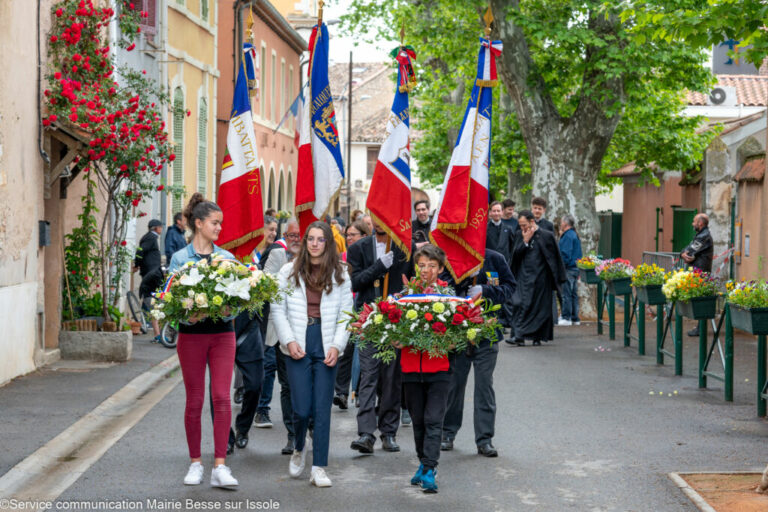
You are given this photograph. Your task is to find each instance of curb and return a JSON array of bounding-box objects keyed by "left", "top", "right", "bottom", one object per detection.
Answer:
[
  {"left": 0, "top": 354, "right": 180, "bottom": 497},
  {"left": 668, "top": 471, "right": 766, "bottom": 512}
]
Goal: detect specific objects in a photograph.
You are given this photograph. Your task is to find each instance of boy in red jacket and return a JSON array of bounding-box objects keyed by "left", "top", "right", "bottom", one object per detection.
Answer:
[{"left": 400, "top": 244, "right": 454, "bottom": 493}]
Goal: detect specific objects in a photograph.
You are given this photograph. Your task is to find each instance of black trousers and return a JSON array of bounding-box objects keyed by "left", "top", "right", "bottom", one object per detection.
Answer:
[
  {"left": 334, "top": 342, "right": 355, "bottom": 397},
  {"left": 442, "top": 340, "right": 498, "bottom": 446},
  {"left": 228, "top": 358, "right": 264, "bottom": 442},
  {"left": 275, "top": 348, "right": 296, "bottom": 439},
  {"left": 404, "top": 380, "right": 450, "bottom": 470},
  {"left": 356, "top": 344, "right": 401, "bottom": 436}
]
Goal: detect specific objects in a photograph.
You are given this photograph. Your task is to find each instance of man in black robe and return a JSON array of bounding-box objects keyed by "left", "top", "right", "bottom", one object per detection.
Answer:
[
  {"left": 412, "top": 199, "right": 432, "bottom": 249},
  {"left": 510, "top": 210, "right": 566, "bottom": 346}
]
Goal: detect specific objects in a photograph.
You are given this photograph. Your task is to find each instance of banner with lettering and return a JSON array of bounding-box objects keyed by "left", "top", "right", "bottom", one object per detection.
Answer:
[
  {"left": 430, "top": 37, "right": 502, "bottom": 282},
  {"left": 295, "top": 22, "right": 345, "bottom": 236},
  {"left": 365, "top": 46, "right": 416, "bottom": 259},
  {"left": 217, "top": 42, "right": 264, "bottom": 259}
]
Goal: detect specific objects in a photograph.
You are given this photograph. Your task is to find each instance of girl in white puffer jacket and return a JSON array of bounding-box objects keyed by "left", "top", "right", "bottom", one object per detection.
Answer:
[{"left": 270, "top": 221, "right": 353, "bottom": 487}]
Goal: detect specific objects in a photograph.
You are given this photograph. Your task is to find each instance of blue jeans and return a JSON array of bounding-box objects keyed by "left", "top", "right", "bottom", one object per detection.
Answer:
[
  {"left": 284, "top": 324, "right": 337, "bottom": 466},
  {"left": 257, "top": 344, "right": 277, "bottom": 413},
  {"left": 561, "top": 268, "right": 580, "bottom": 322}
]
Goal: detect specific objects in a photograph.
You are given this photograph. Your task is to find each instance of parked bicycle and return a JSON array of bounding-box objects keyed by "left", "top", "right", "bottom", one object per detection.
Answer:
[{"left": 127, "top": 265, "right": 177, "bottom": 348}]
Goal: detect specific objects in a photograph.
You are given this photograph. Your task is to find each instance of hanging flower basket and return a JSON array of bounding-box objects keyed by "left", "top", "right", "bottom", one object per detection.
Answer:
[
  {"left": 635, "top": 284, "right": 667, "bottom": 305},
  {"left": 579, "top": 267, "right": 600, "bottom": 285},
  {"left": 729, "top": 304, "right": 768, "bottom": 336},
  {"left": 606, "top": 277, "right": 632, "bottom": 296},
  {"left": 676, "top": 296, "right": 718, "bottom": 320}
]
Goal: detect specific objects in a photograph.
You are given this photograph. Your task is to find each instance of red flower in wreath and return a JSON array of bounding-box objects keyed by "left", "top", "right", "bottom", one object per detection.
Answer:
[
  {"left": 388, "top": 308, "right": 403, "bottom": 324},
  {"left": 431, "top": 322, "right": 446, "bottom": 334},
  {"left": 424, "top": 312, "right": 433, "bottom": 322},
  {"left": 451, "top": 313, "right": 465, "bottom": 326}
]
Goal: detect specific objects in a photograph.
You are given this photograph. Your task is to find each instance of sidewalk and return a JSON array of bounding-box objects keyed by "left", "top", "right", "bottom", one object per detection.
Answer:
[{"left": 0, "top": 334, "right": 177, "bottom": 477}]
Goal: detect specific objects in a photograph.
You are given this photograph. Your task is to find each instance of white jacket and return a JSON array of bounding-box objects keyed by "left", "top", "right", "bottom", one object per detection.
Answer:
[{"left": 270, "top": 262, "right": 353, "bottom": 357}]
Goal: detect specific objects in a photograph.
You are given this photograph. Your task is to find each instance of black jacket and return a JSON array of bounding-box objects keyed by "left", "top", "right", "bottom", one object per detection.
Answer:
[
  {"left": 134, "top": 231, "right": 162, "bottom": 277},
  {"left": 485, "top": 221, "right": 514, "bottom": 262},
  {"left": 234, "top": 311, "right": 265, "bottom": 363},
  {"left": 536, "top": 217, "right": 555, "bottom": 233},
  {"left": 346, "top": 235, "right": 415, "bottom": 310},
  {"left": 684, "top": 227, "right": 714, "bottom": 272},
  {"left": 511, "top": 227, "right": 567, "bottom": 294},
  {"left": 412, "top": 218, "right": 431, "bottom": 245}
]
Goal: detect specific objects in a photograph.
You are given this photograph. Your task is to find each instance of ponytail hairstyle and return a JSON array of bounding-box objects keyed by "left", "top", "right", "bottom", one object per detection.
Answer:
[
  {"left": 290, "top": 221, "right": 344, "bottom": 293},
  {"left": 183, "top": 193, "right": 222, "bottom": 237}
]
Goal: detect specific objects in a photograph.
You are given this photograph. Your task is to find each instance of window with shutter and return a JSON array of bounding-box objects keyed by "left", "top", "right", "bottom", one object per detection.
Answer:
[
  {"left": 260, "top": 46, "right": 266, "bottom": 120},
  {"left": 367, "top": 147, "right": 378, "bottom": 180},
  {"left": 197, "top": 98, "right": 208, "bottom": 197},
  {"left": 288, "top": 66, "right": 294, "bottom": 131},
  {"left": 270, "top": 53, "right": 276, "bottom": 122},
  {"left": 172, "top": 88, "right": 185, "bottom": 213},
  {"left": 281, "top": 60, "right": 286, "bottom": 128},
  {"left": 140, "top": 0, "right": 157, "bottom": 42},
  {"left": 200, "top": 0, "right": 208, "bottom": 21}
]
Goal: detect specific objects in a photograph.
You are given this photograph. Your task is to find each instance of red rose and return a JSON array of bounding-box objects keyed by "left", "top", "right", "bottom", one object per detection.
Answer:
[
  {"left": 388, "top": 309, "right": 403, "bottom": 324},
  {"left": 54, "top": 72, "right": 62, "bottom": 79},
  {"left": 431, "top": 322, "right": 446, "bottom": 334},
  {"left": 120, "top": 240, "right": 127, "bottom": 246},
  {"left": 156, "top": 184, "right": 164, "bottom": 191},
  {"left": 56, "top": 8, "right": 63, "bottom": 17},
  {"left": 126, "top": 43, "right": 136, "bottom": 51},
  {"left": 379, "top": 301, "right": 391, "bottom": 314},
  {"left": 50, "top": 35, "right": 58, "bottom": 43},
  {"left": 424, "top": 312, "right": 433, "bottom": 322},
  {"left": 168, "top": 154, "right": 175, "bottom": 162},
  {"left": 125, "top": 190, "right": 133, "bottom": 197},
  {"left": 132, "top": 199, "right": 140, "bottom": 206},
  {"left": 69, "top": 113, "right": 78, "bottom": 122},
  {"left": 451, "top": 313, "right": 465, "bottom": 325}
]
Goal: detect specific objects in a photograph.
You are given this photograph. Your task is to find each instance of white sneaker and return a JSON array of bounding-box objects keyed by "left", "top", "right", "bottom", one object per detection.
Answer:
[
  {"left": 310, "top": 466, "right": 332, "bottom": 487},
  {"left": 210, "top": 464, "right": 239, "bottom": 488},
  {"left": 557, "top": 318, "right": 572, "bottom": 326},
  {"left": 183, "top": 462, "right": 204, "bottom": 485},
  {"left": 289, "top": 448, "right": 307, "bottom": 478}
]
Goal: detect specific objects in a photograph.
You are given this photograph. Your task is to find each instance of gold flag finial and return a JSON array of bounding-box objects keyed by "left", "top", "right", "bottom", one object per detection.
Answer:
[
  {"left": 483, "top": 5, "right": 493, "bottom": 37},
  {"left": 318, "top": 0, "right": 324, "bottom": 25},
  {"left": 246, "top": 8, "right": 255, "bottom": 43}
]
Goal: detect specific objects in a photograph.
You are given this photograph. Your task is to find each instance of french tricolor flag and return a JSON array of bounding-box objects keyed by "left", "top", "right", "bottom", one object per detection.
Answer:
[
  {"left": 430, "top": 37, "right": 502, "bottom": 282},
  {"left": 295, "top": 22, "right": 344, "bottom": 236},
  {"left": 217, "top": 43, "right": 264, "bottom": 259},
  {"left": 366, "top": 46, "right": 416, "bottom": 259}
]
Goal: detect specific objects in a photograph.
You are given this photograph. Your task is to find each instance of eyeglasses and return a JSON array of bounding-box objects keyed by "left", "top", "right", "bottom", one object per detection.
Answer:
[
  {"left": 307, "top": 236, "right": 326, "bottom": 244},
  {"left": 285, "top": 233, "right": 300, "bottom": 239},
  {"left": 345, "top": 231, "right": 361, "bottom": 238}
]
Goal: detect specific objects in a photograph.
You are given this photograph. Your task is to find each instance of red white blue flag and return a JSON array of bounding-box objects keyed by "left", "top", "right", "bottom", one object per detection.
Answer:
[
  {"left": 217, "top": 43, "right": 263, "bottom": 259},
  {"left": 366, "top": 46, "right": 416, "bottom": 259},
  {"left": 430, "top": 37, "right": 502, "bottom": 282},
  {"left": 295, "top": 22, "right": 344, "bottom": 236}
]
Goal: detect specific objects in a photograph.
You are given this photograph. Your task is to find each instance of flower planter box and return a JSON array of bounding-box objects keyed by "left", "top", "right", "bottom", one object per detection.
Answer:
[
  {"left": 605, "top": 277, "right": 632, "bottom": 296},
  {"left": 634, "top": 284, "right": 666, "bottom": 305},
  {"left": 729, "top": 304, "right": 768, "bottom": 335},
  {"left": 578, "top": 268, "right": 600, "bottom": 284},
  {"left": 676, "top": 296, "right": 718, "bottom": 320}
]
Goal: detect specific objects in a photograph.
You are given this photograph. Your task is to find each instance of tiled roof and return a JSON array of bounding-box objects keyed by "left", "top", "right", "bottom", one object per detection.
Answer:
[
  {"left": 329, "top": 62, "right": 396, "bottom": 143},
  {"left": 609, "top": 162, "right": 657, "bottom": 178},
  {"left": 734, "top": 157, "right": 765, "bottom": 182},
  {"left": 687, "top": 75, "right": 768, "bottom": 106}
]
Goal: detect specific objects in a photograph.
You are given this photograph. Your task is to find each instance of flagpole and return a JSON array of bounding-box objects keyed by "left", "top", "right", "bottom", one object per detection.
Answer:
[{"left": 383, "top": 237, "right": 391, "bottom": 298}]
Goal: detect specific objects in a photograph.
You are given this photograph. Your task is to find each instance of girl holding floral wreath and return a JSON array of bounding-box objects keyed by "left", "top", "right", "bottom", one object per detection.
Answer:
[
  {"left": 168, "top": 193, "right": 239, "bottom": 489},
  {"left": 270, "top": 221, "right": 353, "bottom": 487}
]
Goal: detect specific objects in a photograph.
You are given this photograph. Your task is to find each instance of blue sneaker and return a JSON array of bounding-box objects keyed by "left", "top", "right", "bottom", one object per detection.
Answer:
[
  {"left": 420, "top": 468, "right": 438, "bottom": 493},
  {"left": 410, "top": 464, "right": 425, "bottom": 486}
]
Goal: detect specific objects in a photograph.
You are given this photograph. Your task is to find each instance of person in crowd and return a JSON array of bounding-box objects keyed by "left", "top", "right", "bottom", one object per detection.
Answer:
[
  {"left": 531, "top": 197, "right": 554, "bottom": 232},
  {"left": 168, "top": 193, "right": 239, "bottom": 488},
  {"left": 486, "top": 201, "right": 514, "bottom": 262},
  {"left": 412, "top": 199, "right": 432, "bottom": 249},
  {"left": 165, "top": 212, "right": 187, "bottom": 263},
  {"left": 509, "top": 210, "right": 566, "bottom": 346},
  {"left": 270, "top": 221, "right": 353, "bottom": 487},
  {"left": 326, "top": 215, "right": 347, "bottom": 254},
  {"left": 251, "top": 216, "right": 278, "bottom": 266},
  {"left": 347, "top": 220, "right": 414, "bottom": 454},
  {"left": 134, "top": 219, "right": 164, "bottom": 342},
  {"left": 362, "top": 214, "right": 374, "bottom": 235},
  {"left": 333, "top": 220, "right": 371, "bottom": 410},
  {"left": 257, "top": 219, "right": 301, "bottom": 455},
  {"left": 351, "top": 209, "right": 364, "bottom": 222},
  {"left": 400, "top": 244, "right": 453, "bottom": 493},
  {"left": 682, "top": 213, "right": 714, "bottom": 337},
  {"left": 264, "top": 208, "right": 277, "bottom": 218},
  {"left": 441, "top": 248, "right": 516, "bottom": 458},
  {"left": 558, "top": 215, "right": 583, "bottom": 326},
  {"left": 226, "top": 309, "right": 265, "bottom": 455},
  {"left": 502, "top": 198, "right": 519, "bottom": 223}
]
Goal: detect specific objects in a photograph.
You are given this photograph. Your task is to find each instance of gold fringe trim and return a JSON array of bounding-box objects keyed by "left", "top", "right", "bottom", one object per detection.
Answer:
[
  {"left": 367, "top": 210, "right": 412, "bottom": 261},
  {"left": 435, "top": 221, "right": 468, "bottom": 230},
  {"left": 476, "top": 79, "right": 498, "bottom": 87},
  {"left": 221, "top": 226, "right": 265, "bottom": 251},
  {"left": 428, "top": 229, "right": 484, "bottom": 283}
]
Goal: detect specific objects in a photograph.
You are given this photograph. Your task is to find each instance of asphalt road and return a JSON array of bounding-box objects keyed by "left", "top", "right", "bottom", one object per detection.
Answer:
[{"left": 41, "top": 324, "right": 768, "bottom": 510}]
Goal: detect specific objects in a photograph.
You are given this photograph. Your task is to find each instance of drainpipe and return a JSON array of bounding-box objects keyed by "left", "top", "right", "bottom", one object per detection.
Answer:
[{"left": 37, "top": 0, "right": 50, "bottom": 165}]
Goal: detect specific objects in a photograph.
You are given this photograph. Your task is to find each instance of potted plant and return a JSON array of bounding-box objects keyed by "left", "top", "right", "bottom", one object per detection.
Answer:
[
  {"left": 577, "top": 255, "right": 601, "bottom": 284},
  {"left": 595, "top": 258, "right": 634, "bottom": 295},
  {"left": 726, "top": 280, "right": 768, "bottom": 335},
  {"left": 632, "top": 263, "right": 667, "bottom": 305},
  {"left": 662, "top": 268, "right": 719, "bottom": 319}
]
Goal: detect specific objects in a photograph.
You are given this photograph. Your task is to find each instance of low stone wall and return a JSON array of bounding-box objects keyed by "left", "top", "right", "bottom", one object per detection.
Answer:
[{"left": 58, "top": 331, "right": 132, "bottom": 362}]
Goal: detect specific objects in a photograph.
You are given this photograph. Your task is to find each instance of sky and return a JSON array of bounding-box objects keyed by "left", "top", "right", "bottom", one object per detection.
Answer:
[{"left": 323, "top": 0, "right": 392, "bottom": 64}]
